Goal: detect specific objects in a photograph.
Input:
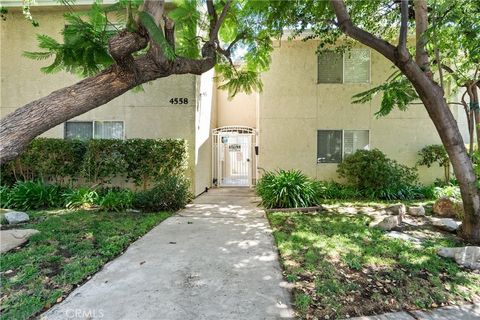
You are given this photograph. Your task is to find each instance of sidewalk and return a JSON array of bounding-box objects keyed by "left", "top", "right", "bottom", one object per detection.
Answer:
[
  {"left": 41, "top": 188, "right": 294, "bottom": 320},
  {"left": 348, "top": 303, "right": 480, "bottom": 319}
]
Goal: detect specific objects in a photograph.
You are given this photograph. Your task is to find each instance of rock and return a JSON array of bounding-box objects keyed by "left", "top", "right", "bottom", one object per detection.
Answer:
[
  {"left": 385, "top": 204, "right": 406, "bottom": 217},
  {"left": 385, "top": 231, "right": 422, "bottom": 246},
  {"left": 432, "top": 197, "right": 464, "bottom": 219},
  {"left": 0, "top": 229, "right": 39, "bottom": 253},
  {"left": 375, "top": 216, "right": 401, "bottom": 231},
  {"left": 4, "top": 211, "right": 29, "bottom": 224},
  {"left": 126, "top": 209, "right": 141, "bottom": 213},
  {"left": 408, "top": 205, "right": 425, "bottom": 216},
  {"left": 437, "top": 246, "right": 480, "bottom": 270},
  {"left": 431, "top": 218, "right": 461, "bottom": 232}
]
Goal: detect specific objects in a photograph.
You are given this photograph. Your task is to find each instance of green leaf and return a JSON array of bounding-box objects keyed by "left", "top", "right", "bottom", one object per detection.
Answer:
[{"left": 138, "top": 11, "right": 176, "bottom": 61}]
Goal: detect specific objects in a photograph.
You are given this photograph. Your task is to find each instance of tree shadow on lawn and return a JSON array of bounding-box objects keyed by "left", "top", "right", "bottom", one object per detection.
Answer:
[{"left": 267, "top": 211, "right": 480, "bottom": 319}]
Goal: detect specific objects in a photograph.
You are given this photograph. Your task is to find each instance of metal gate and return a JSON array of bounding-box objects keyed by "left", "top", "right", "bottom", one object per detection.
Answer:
[{"left": 212, "top": 126, "right": 256, "bottom": 187}]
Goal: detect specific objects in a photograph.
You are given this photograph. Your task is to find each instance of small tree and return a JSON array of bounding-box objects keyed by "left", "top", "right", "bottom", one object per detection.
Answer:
[{"left": 417, "top": 145, "right": 450, "bottom": 183}]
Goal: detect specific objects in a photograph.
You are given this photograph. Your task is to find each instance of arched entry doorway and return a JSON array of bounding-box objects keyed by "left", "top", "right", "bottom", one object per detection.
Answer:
[{"left": 212, "top": 126, "right": 256, "bottom": 187}]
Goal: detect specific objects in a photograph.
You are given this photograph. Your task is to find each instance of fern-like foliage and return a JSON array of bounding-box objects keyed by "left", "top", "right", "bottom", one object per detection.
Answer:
[
  {"left": 23, "top": 3, "right": 117, "bottom": 77},
  {"left": 138, "top": 11, "right": 176, "bottom": 60},
  {"left": 352, "top": 71, "right": 419, "bottom": 117}
]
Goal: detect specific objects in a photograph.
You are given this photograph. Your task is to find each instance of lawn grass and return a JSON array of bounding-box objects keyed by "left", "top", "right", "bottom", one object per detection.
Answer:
[
  {"left": 0, "top": 209, "right": 170, "bottom": 320},
  {"left": 267, "top": 210, "right": 480, "bottom": 319}
]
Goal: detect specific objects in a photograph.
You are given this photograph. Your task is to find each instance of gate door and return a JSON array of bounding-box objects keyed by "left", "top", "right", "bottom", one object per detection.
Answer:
[{"left": 212, "top": 126, "right": 255, "bottom": 187}]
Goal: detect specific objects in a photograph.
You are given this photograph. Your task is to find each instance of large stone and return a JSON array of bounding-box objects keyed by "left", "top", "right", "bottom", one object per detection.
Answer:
[
  {"left": 0, "top": 229, "right": 39, "bottom": 253},
  {"left": 385, "top": 231, "right": 422, "bottom": 247},
  {"left": 438, "top": 246, "right": 480, "bottom": 270},
  {"left": 385, "top": 204, "right": 406, "bottom": 217},
  {"left": 432, "top": 197, "right": 464, "bottom": 219},
  {"left": 375, "top": 216, "right": 401, "bottom": 231},
  {"left": 4, "top": 211, "right": 29, "bottom": 224},
  {"left": 431, "top": 218, "right": 461, "bottom": 232},
  {"left": 407, "top": 205, "right": 425, "bottom": 216}
]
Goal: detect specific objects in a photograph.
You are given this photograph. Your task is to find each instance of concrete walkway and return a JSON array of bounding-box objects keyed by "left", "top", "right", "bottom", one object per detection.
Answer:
[{"left": 41, "top": 188, "right": 294, "bottom": 320}]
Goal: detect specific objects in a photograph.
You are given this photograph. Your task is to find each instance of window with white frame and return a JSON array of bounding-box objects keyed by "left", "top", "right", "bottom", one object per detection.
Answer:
[
  {"left": 317, "top": 48, "right": 371, "bottom": 84},
  {"left": 317, "top": 130, "right": 369, "bottom": 163},
  {"left": 64, "top": 121, "right": 124, "bottom": 140}
]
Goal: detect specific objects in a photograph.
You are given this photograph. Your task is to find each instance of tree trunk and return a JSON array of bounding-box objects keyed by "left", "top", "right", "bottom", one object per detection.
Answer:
[
  {"left": 399, "top": 60, "right": 480, "bottom": 241},
  {"left": 0, "top": 67, "right": 137, "bottom": 164},
  {"left": 331, "top": 0, "right": 480, "bottom": 242},
  {"left": 413, "top": 0, "right": 431, "bottom": 76}
]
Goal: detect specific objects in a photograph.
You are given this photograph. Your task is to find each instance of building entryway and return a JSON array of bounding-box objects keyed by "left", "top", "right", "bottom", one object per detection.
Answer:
[{"left": 212, "top": 126, "right": 256, "bottom": 187}]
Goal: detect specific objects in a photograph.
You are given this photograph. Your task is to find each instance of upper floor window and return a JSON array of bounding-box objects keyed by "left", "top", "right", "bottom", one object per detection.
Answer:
[
  {"left": 317, "top": 48, "right": 371, "bottom": 84},
  {"left": 65, "top": 121, "right": 124, "bottom": 140},
  {"left": 317, "top": 129, "right": 369, "bottom": 163}
]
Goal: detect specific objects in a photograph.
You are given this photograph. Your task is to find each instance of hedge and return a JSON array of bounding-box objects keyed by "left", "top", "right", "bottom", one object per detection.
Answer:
[{"left": 0, "top": 138, "right": 188, "bottom": 189}]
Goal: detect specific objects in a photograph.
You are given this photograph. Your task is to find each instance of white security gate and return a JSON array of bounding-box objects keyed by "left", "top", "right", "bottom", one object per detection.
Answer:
[{"left": 212, "top": 126, "right": 256, "bottom": 187}]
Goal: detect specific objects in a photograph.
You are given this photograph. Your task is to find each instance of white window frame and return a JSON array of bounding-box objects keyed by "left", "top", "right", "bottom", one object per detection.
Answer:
[
  {"left": 317, "top": 129, "right": 370, "bottom": 164},
  {"left": 64, "top": 120, "right": 126, "bottom": 140},
  {"left": 317, "top": 48, "right": 371, "bottom": 84}
]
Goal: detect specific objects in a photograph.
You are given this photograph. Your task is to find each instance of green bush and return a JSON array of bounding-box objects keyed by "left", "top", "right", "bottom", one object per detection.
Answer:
[
  {"left": 7, "top": 181, "right": 65, "bottom": 210},
  {"left": 82, "top": 139, "right": 127, "bottom": 184},
  {"left": 2, "top": 138, "right": 86, "bottom": 184},
  {"left": 0, "top": 138, "right": 188, "bottom": 188},
  {"left": 0, "top": 185, "right": 12, "bottom": 208},
  {"left": 256, "top": 170, "right": 321, "bottom": 209},
  {"left": 417, "top": 145, "right": 450, "bottom": 183},
  {"left": 337, "top": 149, "right": 419, "bottom": 200},
  {"left": 99, "top": 189, "right": 134, "bottom": 212},
  {"left": 122, "top": 139, "right": 188, "bottom": 189},
  {"left": 133, "top": 175, "right": 192, "bottom": 211},
  {"left": 317, "top": 181, "right": 361, "bottom": 200},
  {"left": 63, "top": 187, "right": 100, "bottom": 209}
]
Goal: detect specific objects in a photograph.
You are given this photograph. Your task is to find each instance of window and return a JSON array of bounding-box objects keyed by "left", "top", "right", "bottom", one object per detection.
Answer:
[
  {"left": 317, "top": 130, "right": 369, "bottom": 163},
  {"left": 317, "top": 49, "right": 371, "bottom": 84},
  {"left": 65, "top": 121, "right": 124, "bottom": 140}
]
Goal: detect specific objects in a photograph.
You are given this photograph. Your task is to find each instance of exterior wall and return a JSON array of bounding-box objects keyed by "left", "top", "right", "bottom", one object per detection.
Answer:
[
  {"left": 216, "top": 90, "right": 257, "bottom": 128},
  {"left": 0, "top": 8, "right": 198, "bottom": 190},
  {"left": 194, "top": 69, "right": 217, "bottom": 195},
  {"left": 258, "top": 39, "right": 447, "bottom": 184}
]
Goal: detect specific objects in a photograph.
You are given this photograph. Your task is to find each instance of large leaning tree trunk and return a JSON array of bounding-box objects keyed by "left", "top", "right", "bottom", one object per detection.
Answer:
[
  {"left": 331, "top": 0, "right": 480, "bottom": 241},
  {"left": 0, "top": 0, "right": 234, "bottom": 164}
]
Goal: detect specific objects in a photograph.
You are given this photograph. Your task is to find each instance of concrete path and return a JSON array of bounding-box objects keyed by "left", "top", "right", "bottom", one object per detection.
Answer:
[{"left": 41, "top": 188, "right": 294, "bottom": 320}]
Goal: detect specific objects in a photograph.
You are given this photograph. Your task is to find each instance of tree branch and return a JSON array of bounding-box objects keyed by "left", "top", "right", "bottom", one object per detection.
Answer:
[
  {"left": 330, "top": 0, "right": 396, "bottom": 62},
  {"left": 211, "top": 0, "right": 233, "bottom": 42},
  {"left": 398, "top": 0, "right": 408, "bottom": 50}
]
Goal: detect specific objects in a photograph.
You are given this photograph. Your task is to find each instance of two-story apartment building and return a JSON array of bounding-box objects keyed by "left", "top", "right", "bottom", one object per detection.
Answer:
[{"left": 1, "top": 2, "right": 460, "bottom": 195}]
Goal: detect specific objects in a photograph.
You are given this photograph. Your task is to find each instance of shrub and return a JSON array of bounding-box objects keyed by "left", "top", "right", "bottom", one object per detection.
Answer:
[
  {"left": 317, "top": 181, "right": 361, "bottom": 200},
  {"left": 82, "top": 139, "right": 127, "bottom": 184},
  {"left": 433, "top": 184, "right": 461, "bottom": 200},
  {"left": 99, "top": 189, "right": 134, "bottom": 212},
  {"left": 417, "top": 145, "right": 450, "bottom": 183},
  {"left": 337, "top": 149, "right": 418, "bottom": 200},
  {"left": 1, "top": 138, "right": 86, "bottom": 184},
  {"left": 133, "top": 175, "right": 192, "bottom": 211},
  {"left": 8, "top": 181, "right": 65, "bottom": 210},
  {"left": 122, "top": 139, "right": 188, "bottom": 189},
  {"left": 1, "top": 138, "right": 189, "bottom": 189},
  {"left": 0, "top": 185, "right": 12, "bottom": 208},
  {"left": 63, "top": 187, "right": 100, "bottom": 209},
  {"left": 256, "top": 170, "right": 321, "bottom": 209}
]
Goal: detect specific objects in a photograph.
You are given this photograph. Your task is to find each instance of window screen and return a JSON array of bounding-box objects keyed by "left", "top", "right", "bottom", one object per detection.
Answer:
[
  {"left": 94, "top": 121, "right": 124, "bottom": 139},
  {"left": 317, "top": 130, "right": 343, "bottom": 163},
  {"left": 65, "top": 122, "right": 93, "bottom": 140},
  {"left": 343, "top": 130, "right": 369, "bottom": 157},
  {"left": 343, "top": 49, "right": 370, "bottom": 83},
  {"left": 317, "top": 51, "right": 343, "bottom": 83}
]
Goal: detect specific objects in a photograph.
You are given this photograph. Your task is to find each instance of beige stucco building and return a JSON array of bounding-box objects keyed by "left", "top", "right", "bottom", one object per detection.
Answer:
[{"left": 1, "top": 2, "right": 460, "bottom": 195}]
